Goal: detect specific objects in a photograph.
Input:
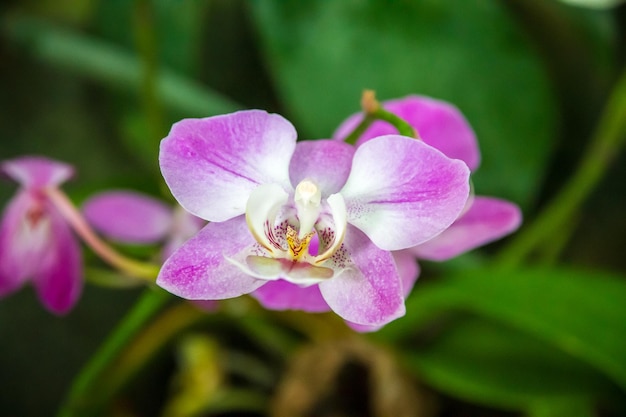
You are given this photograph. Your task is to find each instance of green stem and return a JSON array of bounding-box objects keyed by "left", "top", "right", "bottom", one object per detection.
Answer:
[
  {"left": 134, "top": 0, "right": 166, "bottom": 149},
  {"left": 343, "top": 114, "right": 376, "bottom": 145},
  {"left": 374, "top": 107, "right": 417, "bottom": 138},
  {"left": 56, "top": 295, "right": 309, "bottom": 416},
  {"left": 343, "top": 90, "right": 417, "bottom": 145},
  {"left": 496, "top": 68, "right": 626, "bottom": 269},
  {"left": 92, "top": 302, "right": 211, "bottom": 414},
  {"left": 46, "top": 187, "right": 160, "bottom": 281},
  {"left": 57, "top": 289, "right": 171, "bottom": 417}
]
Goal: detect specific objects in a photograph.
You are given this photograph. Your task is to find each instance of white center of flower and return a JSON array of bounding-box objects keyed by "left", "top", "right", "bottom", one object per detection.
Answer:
[{"left": 238, "top": 181, "right": 348, "bottom": 286}]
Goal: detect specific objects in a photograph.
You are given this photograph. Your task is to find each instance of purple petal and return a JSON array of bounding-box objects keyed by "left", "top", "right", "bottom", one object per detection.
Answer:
[
  {"left": 344, "top": 250, "right": 419, "bottom": 333},
  {"left": 0, "top": 192, "right": 34, "bottom": 296},
  {"left": 157, "top": 216, "right": 266, "bottom": 299},
  {"left": 340, "top": 135, "right": 471, "bottom": 250},
  {"left": 393, "top": 250, "right": 420, "bottom": 298},
  {"left": 83, "top": 191, "right": 173, "bottom": 244},
  {"left": 0, "top": 189, "right": 82, "bottom": 314},
  {"left": 1, "top": 156, "right": 74, "bottom": 188},
  {"left": 319, "top": 225, "right": 405, "bottom": 326},
  {"left": 159, "top": 110, "right": 297, "bottom": 222},
  {"left": 289, "top": 140, "right": 355, "bottom": 195},
  {"left": 345, "top": 321, "right": 381, "bottom": 333},
  {"left": 412, "top": 196, "right": 522, "bottom": 261},
  {"left": 252, "top": 280, "right": 331, "bottom": 312},
  {"left": 333, "top": 95, "right": 480, "bottom": 171},
  {"left": 32, "top": 207, "right": 82, "bottom": 315}
]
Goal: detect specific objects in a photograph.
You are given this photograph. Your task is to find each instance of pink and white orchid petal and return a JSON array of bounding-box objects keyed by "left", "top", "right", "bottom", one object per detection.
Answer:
[
  {"left": 345, "top": 321, "right": 381, "bottom": 333},
  {"left": 245, "top": 183, "right": 289, "bottom": 254},
  {"left": 157, "top": 216, "right": 266, "bottom": 300},
  {"left": 393, "top": 250, "right": 421, "bottom": 297},
  {"left": 319, "top": 226, "right": 405, "bottom": 326},
  {"left": 340, "top": 135, "right": 470, "bottom": 251},
  {"left": 252, "top": 279, "right": 332, "bottom": 313},
  {"left": 333, "top": 95, "right": 480, "bottom": 171},
  {"left": 83, "top": 191, "right": 173, "bottom": 244},
  {"left": 32, "top": 208, "right": 82, "bottom": 315},
  {"left": 0, "top": 192, "right": 35, "bottom": 296},
  {"left": 345, "top": 251, "right": 419, "bottom": 333},
  {"left": 412, "top": 196, "right": 522, "bottom": 261},
  {"left": 289, "top": 140, "right": 355, "bottom": 195},
  {"left": 1, "top": 156, "right": 74, "bottom": 188},
  {"left": 159, "top": 110, "right": 297, "bottom": 222}
]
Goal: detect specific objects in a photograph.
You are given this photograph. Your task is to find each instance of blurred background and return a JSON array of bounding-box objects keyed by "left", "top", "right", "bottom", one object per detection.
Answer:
[{"left": 0, "top": 1, "right": 625, "bottom": 416}]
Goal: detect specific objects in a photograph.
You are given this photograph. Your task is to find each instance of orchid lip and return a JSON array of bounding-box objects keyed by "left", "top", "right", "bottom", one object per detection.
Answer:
[{"left": 16, "top": 214, "right": 52, "bottom": 258}]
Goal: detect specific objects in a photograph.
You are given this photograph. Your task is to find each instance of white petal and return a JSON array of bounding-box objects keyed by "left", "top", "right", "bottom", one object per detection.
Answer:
[
  {"left": 314, "top": 193, "right": 347, "bottom": 263},
  {"left": 245, "top": 183, "right": 289, "bottom": 254}
]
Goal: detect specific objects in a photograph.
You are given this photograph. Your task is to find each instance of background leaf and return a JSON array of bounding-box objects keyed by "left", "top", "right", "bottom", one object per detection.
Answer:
[
  {"left": 250, "top": 0, "right": 557, "bottom": 207},
  {"left": 94, "top": 0, "right": 210, "bottom": 76},
  {"left": 403, "top": 316, "right": 620, "bottom": 410},
  {"left": 2, "top": 15, "right": 242, "bottom": 118},
  {"left": 380, "top": 267, "right": 626, "bottom": 399}
]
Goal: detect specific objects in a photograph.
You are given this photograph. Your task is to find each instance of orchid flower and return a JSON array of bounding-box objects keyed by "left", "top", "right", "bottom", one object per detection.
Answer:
[
  {"left": 0, "top": 156, "right": 82, "bottom": 314},
  {"left": 333, "top": 96, "right": 522, "bottom": 331},
  {"left": 82, "top": 190, "right": 205, "bottom": 260},
  {"left": 156, "top": 110, "right": 470, "bottom": 326},
  {"left": 251, "top": 96, "right": 521, "bottom": 332},
  {"left": 333, "top": 95, "right": 522, "bottom": 264}
]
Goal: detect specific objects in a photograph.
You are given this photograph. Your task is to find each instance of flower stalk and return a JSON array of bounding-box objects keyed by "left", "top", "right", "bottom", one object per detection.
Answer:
[
  {"left": 496, "top": 68, "right": 626, "bottom": 269},
  {"left": 343, "top": 90, "right": 418, "bottom": 145},
  {"left": 134, "top": 0, "right": 166, "bottom": 167},
  {"left": 46, "top": 187, "right": 160, "bottom": 281},
  {"left": 56, "top": 288, "right": 171, "bottom": 417}
]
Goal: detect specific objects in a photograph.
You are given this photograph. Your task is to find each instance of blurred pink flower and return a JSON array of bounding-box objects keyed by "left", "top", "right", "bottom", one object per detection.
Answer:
[
  {"left": 334, "top": 95, "right": 522, "bottom": 264},
  {"left": 83, "top": 191, "right": 216, "bottom": 311},
  {"left": 82, "top": 190, "right": 205, "bottom": 260},
  {"left": 0, "top": 156, "right": 82, "bottom": 314}
]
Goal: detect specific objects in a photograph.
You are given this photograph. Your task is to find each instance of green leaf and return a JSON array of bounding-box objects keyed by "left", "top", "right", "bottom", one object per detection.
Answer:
[
  {"left": 528, "top": 400, "right": 598, "bottom": 417},
  {"left": 250, "top": 0, "right": 556, "bottom": 206},
  {"left": 556, "top": 0, "right": 625, "bottom": 9},
  {"left": 95, "top": 0, "right": 211, "bottom": 76},
  {"left": 2, "top": 15, "right": 241, "bottom": 117},
  {"left": 380, "top": 267, "right": 626, "bottom": 395},
  {"left": 85, "top": 268, "right": 145, "bottom": 289},
  {"left": 404, "top": 316, "right": 619, "bottom": 410}
]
